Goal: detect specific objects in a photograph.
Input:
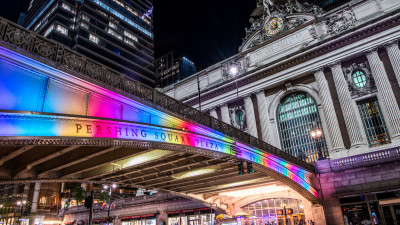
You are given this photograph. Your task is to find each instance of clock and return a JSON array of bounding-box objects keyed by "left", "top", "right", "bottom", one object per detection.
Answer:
[{"left": 265, "top": 17, "right": 284, "bottom": 36}]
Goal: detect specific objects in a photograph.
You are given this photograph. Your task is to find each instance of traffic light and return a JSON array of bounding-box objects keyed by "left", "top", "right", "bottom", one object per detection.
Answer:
[
  {"left": 246, "top": 161, "right": 254, "bottom": 173},
  {"left": 238, "top": 161, "right": 244, "bottom": 175},
  {"left": 287, "top": 208, "right": 293, "bottom": 215},
  {"left": 277, "top": 209, "right": 283, "bottom": 215},
  {"left": 84, "top": 196, "right": 92, "bottom": 209}
]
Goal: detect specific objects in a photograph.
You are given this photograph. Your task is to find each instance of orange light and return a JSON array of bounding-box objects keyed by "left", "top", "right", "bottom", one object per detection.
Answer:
[
  {"left": 287, "top": 208, "right": 293, "bottom": 215},
  {"left": 277, "top": 209, "right": 283, "bottom": 215}
]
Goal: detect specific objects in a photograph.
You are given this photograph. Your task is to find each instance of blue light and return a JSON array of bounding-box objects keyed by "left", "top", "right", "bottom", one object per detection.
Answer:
[
  {"left": 91, "top": 0, "right": 153, "bottom": 38},
  {"left": 27, "top": 0, "right": 55, "bottom": 29}
]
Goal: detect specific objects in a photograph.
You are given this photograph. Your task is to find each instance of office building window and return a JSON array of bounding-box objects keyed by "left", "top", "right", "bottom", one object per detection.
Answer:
[
  {"left": 56, "top": 25, "right": 68, "bottom": 35},
  {"left": 82, "top": 14, "right": 90, "bottom": 22},
  {"left": 89, "top": 34, "right": 99, "bottom": 44},
  {"left": 124, "top": 30, "right": 138, "bottom": 42},
  {"left": 108, "top": 29, "right": 123, "bottom": 40},
  {"left": 357, "top": 97, "right": 391, "bottom": 147},
  {"left": 43, "top": 25, "right": 54, "bottom": 37},
  {"left": 277, "top": 91, "right": 328, "bottom": 162}
]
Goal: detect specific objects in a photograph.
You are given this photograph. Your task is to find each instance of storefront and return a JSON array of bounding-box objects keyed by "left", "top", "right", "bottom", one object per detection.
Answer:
[
  {"left": 239, "top": 198, "right": 305, "bottom": 225},
  {"left": 121, "top": 214, "right": 156, "bottom": 225},
  {"left": 167, "top": 208, "right": 215, "bottom": 225},
  {"left": 339, "top": 189, "right": 400, "bottom": 225}
]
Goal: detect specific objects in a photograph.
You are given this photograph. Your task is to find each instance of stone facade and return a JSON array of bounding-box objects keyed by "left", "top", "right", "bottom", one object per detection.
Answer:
[{"left": 161, "top": 0, "right": 400, "bottom": 224}]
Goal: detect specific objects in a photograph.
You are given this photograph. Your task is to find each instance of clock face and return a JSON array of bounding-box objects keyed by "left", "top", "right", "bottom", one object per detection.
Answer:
[{"left": 265, "top": 17, "right": 284, "bottom": 36}]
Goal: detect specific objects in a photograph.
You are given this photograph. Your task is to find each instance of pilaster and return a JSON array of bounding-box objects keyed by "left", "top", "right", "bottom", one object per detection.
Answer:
[
  {"left": 384, "top": 40, "right": 400, "bottom": 89},
  {"left": 220, "top": 104, "right": 231, "bottom": 125},
  {"left": 366, "top": 49, "right": 400, "bottom": 139},
  {"left": 255, "top": 90, "right": 273, "bottom": 143},
  {"left": 210, "top": 108, "right": 218, "bottom": 119},
  {"left": 330, "top": 62, "right": 367, "bottom": 150},
  {"left": 244, "top": 95, "right": 258, "bottom": 137},
  {"left": 314, "top": 69, "right": 345, "bottom": 153}
]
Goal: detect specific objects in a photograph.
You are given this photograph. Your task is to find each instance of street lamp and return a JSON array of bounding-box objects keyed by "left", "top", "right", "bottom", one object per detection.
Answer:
[
  {"left": 229, "top": 64, "right": 239, "bottom": 98},
  {"left": 103, "top": 184, "right": 117, "bottom": 225},
  {"left": 310, "top": 125, "right": 325, "bottom": 160}
]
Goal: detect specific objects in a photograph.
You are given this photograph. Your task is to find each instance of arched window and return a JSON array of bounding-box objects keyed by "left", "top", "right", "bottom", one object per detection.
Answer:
[{"left": 277, "top": 92, "right": 328, "bottom": 162}]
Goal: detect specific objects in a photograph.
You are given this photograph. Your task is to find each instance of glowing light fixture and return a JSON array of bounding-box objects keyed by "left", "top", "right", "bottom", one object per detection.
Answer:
[
  {"left": 230, "top": 66, "right": 238, "bottom": 76},
  {"left": 172, "top": 167, "right": 218, "bottom": 179},
  {"left": 219, "top": 185, "right": 289, "bottom": 197}
]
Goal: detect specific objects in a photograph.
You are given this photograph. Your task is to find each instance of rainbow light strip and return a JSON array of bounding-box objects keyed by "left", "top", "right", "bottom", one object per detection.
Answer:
[{"left": 0, "top": 46, "right": 318, "bottom": 199}]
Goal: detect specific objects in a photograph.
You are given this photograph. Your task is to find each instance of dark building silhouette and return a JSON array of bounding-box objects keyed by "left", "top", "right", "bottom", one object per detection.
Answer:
[
  {"left": 155, "top": 52, "right": 197, "bottom": 88},
  {"left": 23, "top": 0, "right": 155, "bottom": 86}
]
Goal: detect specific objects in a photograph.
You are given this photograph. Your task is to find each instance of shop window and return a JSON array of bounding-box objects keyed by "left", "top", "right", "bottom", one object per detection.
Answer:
[
  {"left": 277, "top": 92, "right": 328, "bottom": 162},
  {"left": 357, "top": 97, "right": 391, "bottom": 147},
  {"left": 342, "top": 203, "right": 371, "bottom": 225}
]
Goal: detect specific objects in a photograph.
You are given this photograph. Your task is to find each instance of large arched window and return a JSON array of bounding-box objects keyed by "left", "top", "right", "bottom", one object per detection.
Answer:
[{"left": 277, "top": 92, "right": 328, "bottom": 162}]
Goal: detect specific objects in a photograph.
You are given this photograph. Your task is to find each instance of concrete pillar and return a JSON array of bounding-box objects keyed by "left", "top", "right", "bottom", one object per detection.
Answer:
[
  {"left": 255, "top": 90, "right": 273, "bottom": 143},
  {"left": 209, "top": 108, "right": 218, "bottom": 119},
  {"left": 385, "top": 40, "right": 400, "bottom": 89},
  {"left": 314, "top": 69, "right": 345, "bottom": 153},
  {"left": 366, "top": 49, "right": 400, "bottom": 139},
  {"left": 220, "top": 104, "right": 231, "bottom": 125},
  {"left": 330, "top": 62, "right": 367, "bottom": 149},
  {"left": 31, "top": 183, "right": 41, "bottom": 213},
  {"left": 244, "top": 95, "right": 258, "bottom": 137}
]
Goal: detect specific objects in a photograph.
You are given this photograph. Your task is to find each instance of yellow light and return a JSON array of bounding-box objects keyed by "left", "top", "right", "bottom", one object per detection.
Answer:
[
  {"left": 219, "top": 185, "right": 290, "bottom": 197},
  {"left": 172, "top": 168, "right": 217, "bottom": 179},
  {"left": 119, "top": 150, "right": 174, "bottom": 169},
  {"left": 43, "top": 221, "right": 63, "bottom": 224}
]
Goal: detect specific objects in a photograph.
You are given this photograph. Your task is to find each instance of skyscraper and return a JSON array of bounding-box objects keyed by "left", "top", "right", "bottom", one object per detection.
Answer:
[
  {"left": 23, "top": 0, "right": 155, "bottom": 86},
  {"left": 155, "top": 51, "right": 197, "bottom": 88}
]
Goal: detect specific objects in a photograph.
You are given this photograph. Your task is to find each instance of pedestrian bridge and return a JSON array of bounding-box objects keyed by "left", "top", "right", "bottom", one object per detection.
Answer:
[{"left": 0, "top": 18, "right": 319, "bottom": 209}]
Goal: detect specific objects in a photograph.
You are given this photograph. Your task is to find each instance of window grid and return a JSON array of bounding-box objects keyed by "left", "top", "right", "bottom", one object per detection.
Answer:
[
  {"left": 241, "top": 198, "right": 304, "bottom": 220},
  {"left": 357, "top": 97, "right": 391, "bottom": 147},
  {"left": 277, "top": 92, "right": 328, "bottom": 163},
  {"left": 352, "top": 70, "right": 367, "bottom": 88}
]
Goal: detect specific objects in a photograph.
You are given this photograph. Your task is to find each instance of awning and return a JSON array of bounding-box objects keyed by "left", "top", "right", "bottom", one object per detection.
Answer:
[
  {"left": 120, "top": 214, "right": 155, "bottom": 220},
  {"left": 167, "top": 207, "right": 211, "bottom": 214}
]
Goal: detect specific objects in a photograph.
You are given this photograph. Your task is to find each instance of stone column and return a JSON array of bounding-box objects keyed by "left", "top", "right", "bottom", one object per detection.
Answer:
[
  {"left": 256, "top": 90, "right": 273, "bottom": 143},
  {"left": 244, "top": 95, "right": 258, "bottom": 137},
  {"left": 30, "top": 183, "right": 41, "bottom": 213},
  {"left": 331, "top": 63, "right": 367, "bottom": 148},
  {"left": 366, "top": 49, "right": 400, "bottom": 138},
  {"left": 220, "top": 104, "right": 231, "bottom": 125},
  {"left": 385, "top": 40, "right": 400, "bottom": 88},
  {"left": 210, "top": 108, "right": 218, "bottom": 119},
  {"left": 314, "top": 69, "right": 345, "bottom": 152}
]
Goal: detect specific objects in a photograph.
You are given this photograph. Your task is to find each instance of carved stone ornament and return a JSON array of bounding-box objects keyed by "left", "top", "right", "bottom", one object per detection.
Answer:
[
  {"left": 325, "top": 9, "right": 356, "bottom": 35},
  {"left": 239, "top": 0, "right": 324, "bottom": 52},
  {"left": 342, "top": 62, "right": 376, "bottom": 97}
]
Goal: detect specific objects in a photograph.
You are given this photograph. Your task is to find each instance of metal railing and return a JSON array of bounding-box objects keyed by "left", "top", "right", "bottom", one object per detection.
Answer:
[{"left": 0, "top": 17, "right": 314, "bottom": 171}]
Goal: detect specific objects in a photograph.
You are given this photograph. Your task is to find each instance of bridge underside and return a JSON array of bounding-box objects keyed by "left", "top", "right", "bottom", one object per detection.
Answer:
[{"left": 0, "top": 142, "right": 288, "bottom": 208}]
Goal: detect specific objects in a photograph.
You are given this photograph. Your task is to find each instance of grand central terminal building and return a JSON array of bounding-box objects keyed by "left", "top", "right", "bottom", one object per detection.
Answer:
[{"left": 162, "top": 0, "right": 400, "bottom": 224}]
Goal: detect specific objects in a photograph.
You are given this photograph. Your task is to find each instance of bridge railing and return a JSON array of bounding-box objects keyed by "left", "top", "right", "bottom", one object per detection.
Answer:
[{"left": 0, "top": 17, "right": 314, "bottom": 171}]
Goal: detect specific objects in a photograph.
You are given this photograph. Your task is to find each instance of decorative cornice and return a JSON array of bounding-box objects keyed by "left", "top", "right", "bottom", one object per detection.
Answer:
[
  {"left": 383, "top": 39, "right": 399, "bottom": 49},
  {"left": 363, "top": 46, "right": 379, "bottom": 55}
]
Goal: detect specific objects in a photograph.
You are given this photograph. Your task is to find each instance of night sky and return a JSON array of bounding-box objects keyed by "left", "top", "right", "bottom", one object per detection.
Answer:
[{"left": 0, "top": 0, "right": 256, "bottom": 70}]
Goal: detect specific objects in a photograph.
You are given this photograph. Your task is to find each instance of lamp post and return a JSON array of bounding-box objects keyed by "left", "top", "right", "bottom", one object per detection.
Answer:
[
  {"left": 16, "top": 201, "right": 26, "bottom": 225},
  {"left": 310, "top": 124, "right": 325, "bottom": 160},
  {"left": 229, "top": 65, "right": 239, "bottom": 99},
  {"left": 103, "top": 184, "right": 117, "bottom": 225}
]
